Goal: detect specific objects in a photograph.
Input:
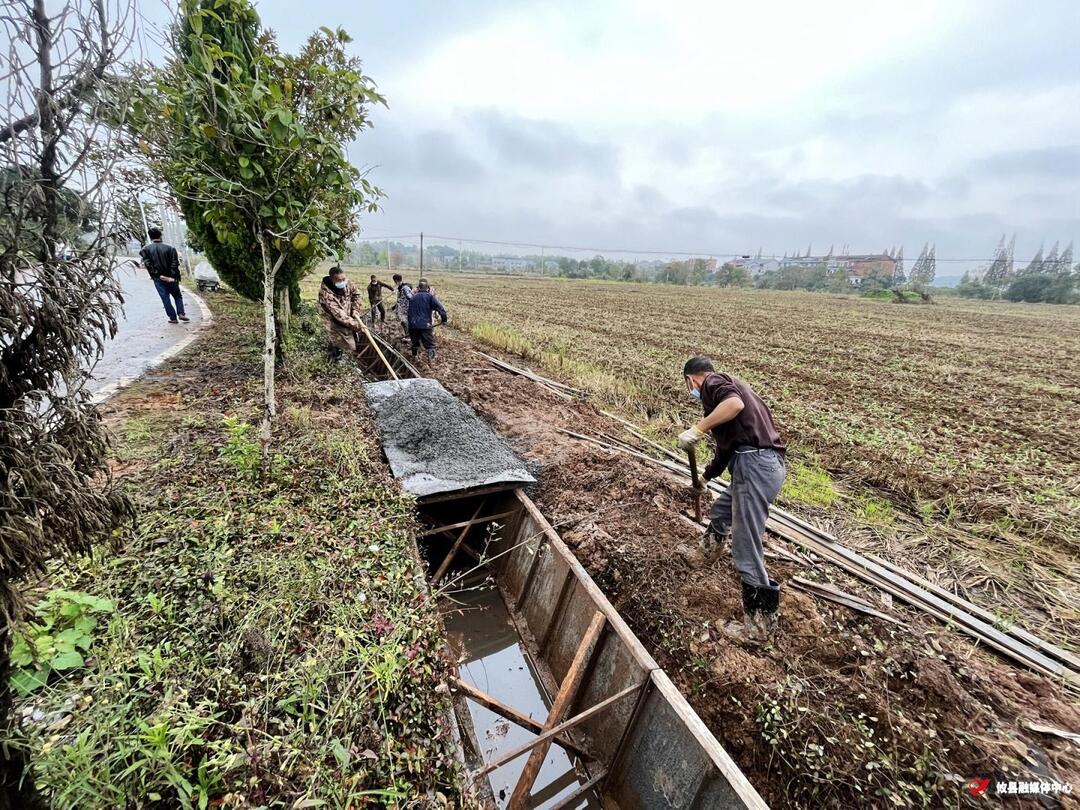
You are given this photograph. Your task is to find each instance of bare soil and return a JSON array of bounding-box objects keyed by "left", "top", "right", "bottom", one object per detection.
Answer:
[{"left": 414, "top": 325, "right": 1080, "bottom": 809}]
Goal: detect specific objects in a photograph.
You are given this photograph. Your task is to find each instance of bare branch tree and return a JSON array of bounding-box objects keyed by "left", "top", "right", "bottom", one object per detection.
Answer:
[{"left": 1, "top": 0, "right": 135, "bottom": 803}]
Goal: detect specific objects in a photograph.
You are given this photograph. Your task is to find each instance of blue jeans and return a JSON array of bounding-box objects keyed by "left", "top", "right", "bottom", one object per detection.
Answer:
[
  {"left": 154, "top": 278, "right": 185, "bottom": 321},
  {"left": 708, "top": 448, "right": 786, "bottom": 589}
]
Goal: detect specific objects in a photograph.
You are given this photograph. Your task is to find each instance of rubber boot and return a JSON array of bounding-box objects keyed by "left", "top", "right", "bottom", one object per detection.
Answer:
[
  {"left": 427, "top": 348, "right": 437, "bottom": 364},
  {"left": 700, "top": 522, "right": 730, "bottom": 559},
  {"left": 720, "top": 582, "right": 761, "bottom": 644},
  {"left": 751, "top": 579, "right": 780, "bottom": 642},
  {"left": 721, "top": 580, "right": 780, "bottom": 645}
]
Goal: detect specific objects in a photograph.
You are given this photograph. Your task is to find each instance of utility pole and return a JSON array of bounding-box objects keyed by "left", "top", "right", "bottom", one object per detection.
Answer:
[
  {"left": 541, "top": 245, "right": 545, "bottom": 275},
  {"left": 386, "top": 239, "right": 391, "bottom": 273},
  {"left": 458, "top": 239, "right": 463, "bottom": 273},
  {"left": 420, "top": 231, "right": 424, "bottom": 274}
]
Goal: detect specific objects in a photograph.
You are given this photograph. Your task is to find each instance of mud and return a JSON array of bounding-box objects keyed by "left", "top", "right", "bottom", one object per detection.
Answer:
[
  {"left": 427, "top": 328, "right": 1080, "bottom": 809},
  {"left": 365, "top": 377, "right": 533, "bottom": 496}
]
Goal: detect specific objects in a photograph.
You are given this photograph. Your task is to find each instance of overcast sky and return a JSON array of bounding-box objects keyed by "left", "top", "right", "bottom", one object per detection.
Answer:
[{"left": 145, "top": 0, "right": 1079, "bottom": 269}]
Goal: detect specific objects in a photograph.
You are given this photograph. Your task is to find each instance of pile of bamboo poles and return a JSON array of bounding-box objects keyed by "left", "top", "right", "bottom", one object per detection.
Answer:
[{"left": 480, "top": 352, "right": 1080, "bottom": 689}]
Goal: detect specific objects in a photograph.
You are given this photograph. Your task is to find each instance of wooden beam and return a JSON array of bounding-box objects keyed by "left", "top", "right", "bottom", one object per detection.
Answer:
[
  {"left": 419, "top": 509, "right": 515, "bottom": 539},
  {"left": 417, "top": 482, "right": 519, "bottom": 505},
  {"left": 508, "top": 611, "right": 606, "bottom": 809},
  {"left": 431, "top": 499, "right": 487, "bottom": 585},
  {"left": 450, "top": 677, "right": 588, "bottom": 759},
  {"left": 549, "top": 770, "right": 607, "bottom": 810},
  {"left": 476, "top": 682, "right": 640, "bottom": 778}
]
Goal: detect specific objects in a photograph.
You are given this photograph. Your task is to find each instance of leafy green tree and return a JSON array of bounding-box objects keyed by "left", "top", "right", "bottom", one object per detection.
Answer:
[
  {"left": 132, "top": 0, "right": 384, "bottom": 457},
  {"left": 1005, "top": 273, "right": 1078, "bottom": 304}
]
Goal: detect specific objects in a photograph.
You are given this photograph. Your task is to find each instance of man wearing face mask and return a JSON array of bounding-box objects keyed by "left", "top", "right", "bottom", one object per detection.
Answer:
[
  {"left": 677, "top": 356, "right": 786, "bottom": 644},
  {"left": 318, "top": 265, "right": 365, "bottom": 358}
]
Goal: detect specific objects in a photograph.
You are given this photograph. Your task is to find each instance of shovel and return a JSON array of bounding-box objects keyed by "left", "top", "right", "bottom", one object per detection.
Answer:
[{"left": 686, "top": 446, "right": 704, "bottom": 523}]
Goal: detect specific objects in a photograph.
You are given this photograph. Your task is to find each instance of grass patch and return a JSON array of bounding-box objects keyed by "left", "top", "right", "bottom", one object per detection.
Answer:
[
  {"left": 858, "top": 496, "right": 896, "bottom": 527},
  {"left": 8, "top": 293, "right": 462, "bottom": 807},
  {"left": 781, "top": 459, "right": 839, "bottom": 508},
  {"left": 468, "top": 321, "right": 539, "bottom": 360}
]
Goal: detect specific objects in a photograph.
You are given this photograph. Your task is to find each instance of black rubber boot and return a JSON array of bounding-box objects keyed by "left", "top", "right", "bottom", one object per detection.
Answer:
[{"left": 722, "top": 580, "right": 779, "bottom": 645}]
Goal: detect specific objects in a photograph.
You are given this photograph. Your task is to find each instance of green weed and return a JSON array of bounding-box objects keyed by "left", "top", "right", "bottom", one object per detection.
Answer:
[{"left": 782, "top": 460, "right": 839, "bottom": 509}]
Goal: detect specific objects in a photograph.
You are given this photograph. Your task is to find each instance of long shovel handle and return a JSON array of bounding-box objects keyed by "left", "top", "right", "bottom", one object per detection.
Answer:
[{"left": 687, "top": 446, "right": 703, "bottom": 523}]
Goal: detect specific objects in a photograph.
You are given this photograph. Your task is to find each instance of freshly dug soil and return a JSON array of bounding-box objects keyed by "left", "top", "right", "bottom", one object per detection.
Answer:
[{"left": 426, "top": 327, "right": 1080, "bottom": 809}]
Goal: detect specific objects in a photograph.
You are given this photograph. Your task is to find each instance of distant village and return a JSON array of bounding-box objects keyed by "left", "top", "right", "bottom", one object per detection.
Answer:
[{"left": 349, "top": 240, "right": 940, "bottom": 290}]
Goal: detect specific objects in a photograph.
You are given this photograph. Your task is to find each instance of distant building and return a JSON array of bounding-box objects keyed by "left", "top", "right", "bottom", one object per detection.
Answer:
[
  {"left": 778, "top": 252, "right": 897, "bottom": 281},
  {"left": 491, "top": 256, "right": 533, "bottom": 272},
  {"left": 728, "top": 256, "right": 780, "bottom": 277}
]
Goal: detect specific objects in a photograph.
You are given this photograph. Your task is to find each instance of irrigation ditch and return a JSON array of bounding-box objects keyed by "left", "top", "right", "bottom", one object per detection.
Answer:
[{"left": 358, "top": 337, "right": 768, "bottom": 807}]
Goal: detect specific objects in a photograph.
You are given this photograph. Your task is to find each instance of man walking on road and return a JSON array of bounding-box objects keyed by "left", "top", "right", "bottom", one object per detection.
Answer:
[
  {"left": 140, "top": 227, "right": 187, "bottom": 324},
  {"left": 367, "top": 274, "right": 394, "bottom": 325},
  {"left": 393, "top": 273, "right": 413, "bottom": 338},
  {"left": 677, "top": 356, "right": 786, "bottom": 644},
  {"left": 406, "top": 278, "right": 448, "bottom": 362}
]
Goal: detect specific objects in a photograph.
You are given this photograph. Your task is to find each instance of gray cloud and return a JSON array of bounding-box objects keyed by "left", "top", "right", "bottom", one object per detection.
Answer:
[
  {"left": 971, "top": 146, "right": 1080, "bottom": 179},
  {"left": 471, "top": 109, "right": 618, "bottom": 176}
]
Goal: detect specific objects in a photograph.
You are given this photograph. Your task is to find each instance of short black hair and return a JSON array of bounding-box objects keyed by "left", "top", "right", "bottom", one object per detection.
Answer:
[
  {"left": 417, "top": 277, "right": 430, "bottom": 290},
  {"left": 682, "top": 356, "right": 714, "bottom": 377},
  {"left": 392, "top": 273, "right": 402, "bottom": 283},
  {"left": 147, "top": 226, "right": 162, "bottom": 240},
  {"left": 370, "top": 274, "right": 377, "bottom": 279},
  {"left": 330, "top": 265, "right": 345, "bottom": 277}
]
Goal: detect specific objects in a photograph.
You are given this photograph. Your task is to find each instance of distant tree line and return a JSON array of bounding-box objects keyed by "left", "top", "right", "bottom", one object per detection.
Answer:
[{"left": 958, "top": 236, "right": 1078, "bottom": 304}]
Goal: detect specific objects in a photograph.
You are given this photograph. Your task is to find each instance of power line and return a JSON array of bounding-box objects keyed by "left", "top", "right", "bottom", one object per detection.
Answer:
[{"left": 351, "top": 231, "right": 1066, "bottom": 265}]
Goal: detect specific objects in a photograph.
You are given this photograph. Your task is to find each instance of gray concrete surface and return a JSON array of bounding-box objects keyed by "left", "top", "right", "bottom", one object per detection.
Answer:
[
  {"left": 86, "top": 259, "right": 203, "bottom": 396},
  {"left": 365, "top": 377, "right": 534, "bottom": 498}
]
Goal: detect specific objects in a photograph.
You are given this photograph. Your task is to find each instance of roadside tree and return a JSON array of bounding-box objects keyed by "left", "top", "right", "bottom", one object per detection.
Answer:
[{"left": 131, "top": 0, "right": 384, "bottom": 460}]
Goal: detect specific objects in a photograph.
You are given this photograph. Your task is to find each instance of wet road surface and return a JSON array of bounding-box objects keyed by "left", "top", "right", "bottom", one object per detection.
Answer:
[{"left": 86, "top": 259, "right": 204, "bottom": 396}]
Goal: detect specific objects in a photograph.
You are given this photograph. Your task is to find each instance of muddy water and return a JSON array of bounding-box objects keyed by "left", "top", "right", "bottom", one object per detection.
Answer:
[{"left": 443, "top": 574, "right": 599, "bottom": 809}]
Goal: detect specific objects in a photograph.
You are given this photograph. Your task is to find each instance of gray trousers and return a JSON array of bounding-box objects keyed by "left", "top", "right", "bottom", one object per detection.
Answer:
[{"left": 709, "top": 448, "right": 786, "bottom": 589}]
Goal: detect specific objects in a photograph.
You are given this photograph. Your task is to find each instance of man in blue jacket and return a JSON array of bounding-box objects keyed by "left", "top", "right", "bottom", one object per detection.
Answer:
[{"left": 406, "top": 278, "right": 448, "bottom": 362}]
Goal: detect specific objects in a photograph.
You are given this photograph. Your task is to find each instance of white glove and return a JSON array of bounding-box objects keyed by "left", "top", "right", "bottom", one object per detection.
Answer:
[{"left": 677, "top": 426, "right": 705, "bottom": 450}]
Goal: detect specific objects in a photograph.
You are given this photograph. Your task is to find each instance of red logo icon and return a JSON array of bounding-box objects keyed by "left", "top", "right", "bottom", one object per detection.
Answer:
[{"left": 967, "top": 779, "right": 992, "bottom": 797}]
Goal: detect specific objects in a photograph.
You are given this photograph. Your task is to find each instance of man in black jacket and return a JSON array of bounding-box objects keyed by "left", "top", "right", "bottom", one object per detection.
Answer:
[
  {"left": 677, "top": 356, "right": 786, "bottom": 644},
  {"left": 139, "top": 227, "right": 187, "bottom": 324}
]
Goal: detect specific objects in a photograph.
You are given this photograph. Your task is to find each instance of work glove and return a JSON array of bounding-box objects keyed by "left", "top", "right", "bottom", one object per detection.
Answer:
[{"left": 677, "top": 426, "right": 705, "bottom": 451}]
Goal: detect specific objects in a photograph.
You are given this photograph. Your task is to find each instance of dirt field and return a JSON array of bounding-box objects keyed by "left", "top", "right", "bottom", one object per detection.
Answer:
[
  {"left": 410, "top": 272, "right": 1080, "bottom": 652},
  {"left": 385, "top": 322, "right": 1078, "bottom": 809}
]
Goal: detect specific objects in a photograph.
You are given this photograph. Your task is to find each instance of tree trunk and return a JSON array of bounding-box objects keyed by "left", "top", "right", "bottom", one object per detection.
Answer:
[
  {"left": 257, "top": 234, "right": 288, "bottom": 469},
  {"left": 274, "top": 284, "right": 290, "bottom": 366}
]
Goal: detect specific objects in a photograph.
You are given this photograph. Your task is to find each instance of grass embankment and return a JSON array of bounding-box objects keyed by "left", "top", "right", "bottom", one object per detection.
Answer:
[{"left": 7, "top": 292, "right": 462, "bottom": 807}]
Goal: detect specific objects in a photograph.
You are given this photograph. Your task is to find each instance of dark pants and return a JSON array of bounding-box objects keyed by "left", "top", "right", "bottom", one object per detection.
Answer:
[
  {"left": 708, "top": 448, "right": 786, "bottom": 589},
  {"left": 409, "top": 327, "right": 436, "bottom": 358},
  {"left": 369, "top": 301, "right": 386, "bottom": 322},
  {"left": 154, "top": 278, "right": 185, "bottom": 321}
]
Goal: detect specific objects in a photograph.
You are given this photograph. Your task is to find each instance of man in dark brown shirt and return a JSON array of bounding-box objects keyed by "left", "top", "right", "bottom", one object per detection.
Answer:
[{"left": 677, "top": 356, "right": 787, "bottom": 644}]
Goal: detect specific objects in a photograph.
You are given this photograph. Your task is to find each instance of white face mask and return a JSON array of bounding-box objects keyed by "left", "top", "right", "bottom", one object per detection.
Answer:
[
  {"left": 334, "top": 280, "right": 347, "bottom": 289},
  {"left": 690, "top": 387, "right": 701, "bottom": 400}
]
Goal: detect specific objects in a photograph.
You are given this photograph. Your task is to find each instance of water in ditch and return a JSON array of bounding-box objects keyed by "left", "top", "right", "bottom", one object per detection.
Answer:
[{"left": 443, "top": 572, "right": 600, "bottom": 809}]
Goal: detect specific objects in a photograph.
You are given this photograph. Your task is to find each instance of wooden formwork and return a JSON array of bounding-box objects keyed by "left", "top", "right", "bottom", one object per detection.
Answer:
[{"left": 430, "top": 487, "right": 767, "bottom": 809}]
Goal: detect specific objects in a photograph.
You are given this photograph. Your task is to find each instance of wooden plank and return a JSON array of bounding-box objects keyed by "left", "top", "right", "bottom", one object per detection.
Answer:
[
  {"left": 790, "top": 576, "right": 903, "bottom": 625},
  {"left": 649, "top": 671, "right": 770, "bottom": 810},
  {"left": 450, "top": 677, "right": 589, "bottom": 759},
  {"left": 514, "top": 489, "right": 660, "bottom": 673},
  {"left": 549, "top": 770, "right": 607, "bottom": 810},
  {"left": 508, "top": 610, "right": 607, "bottom": 809},
  {"left": 539, "top": 568, "right": 575, "bottom": 653},
  {"left": 419, "top": 509, "right": 516, "bottom": 539},
  {"left": 416, "top": 482, "right": 520, "bottom": 505},
  {"left": 431, "top": 499, "right": 487, "bottom": 584},
  {"left": 475, "top": 682, "right": 641, "bottom": 778}
]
